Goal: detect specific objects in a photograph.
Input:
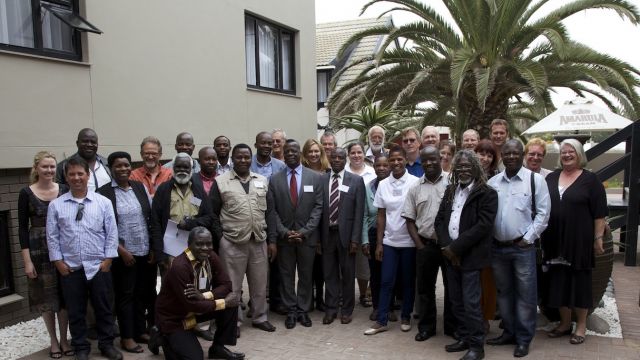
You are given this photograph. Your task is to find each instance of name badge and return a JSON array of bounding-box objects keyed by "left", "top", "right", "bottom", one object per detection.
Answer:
[
  {"left": 198, "top": 277, "right": 207, "bottom": 290},
  {"left": 338, "top": 184, "right": 350, "bottom": 193},
  {"left": 190, "top": 197, "right": 202, "bottom": 207},
  {"left": 392, "top": 188, "right": 402, "bottom": 197},
  {"left": 304, "top": 185, "right": 314, "bottom": 193},
  {"left": 254, "top": 181, "right": 264, "bottom": 189}
]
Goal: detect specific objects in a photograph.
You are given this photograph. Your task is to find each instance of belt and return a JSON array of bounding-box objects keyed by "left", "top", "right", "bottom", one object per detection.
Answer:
[
  {"left": 419, "top": 236, "right": 438, "bottom": 246},
  {"left": 329, "top": 224, "right": 339, "bottom": 230},
  {"left": 493, "top": 236, "right": 525, "bottom": 247}
]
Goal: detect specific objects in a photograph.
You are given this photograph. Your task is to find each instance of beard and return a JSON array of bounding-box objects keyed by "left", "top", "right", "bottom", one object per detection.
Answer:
[
  {"left": 174, "top": 171, "right": 192, "bottom": 184},
  {"left": 370, "top": 143, "right": 382, "bottom": 152}
]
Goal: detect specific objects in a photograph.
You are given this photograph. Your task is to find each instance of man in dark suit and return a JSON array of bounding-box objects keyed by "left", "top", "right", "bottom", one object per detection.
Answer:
[
  {"left": 150, "top": 153, "right": 214, "bottom": 275},
  {"left": 435, "top": 150, "right": 498, "bottom": 360},
  {"left": 320, "top": 148, "right": 365, "bottom": 325},
  {"left": 267, "top": 139, "right": 323, "bottom": 329}
]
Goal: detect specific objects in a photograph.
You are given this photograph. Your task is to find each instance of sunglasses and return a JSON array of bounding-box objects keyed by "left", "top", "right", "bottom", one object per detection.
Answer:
[
  {"left": 402, "top": 138, "right": 417, "bottom": 144},
  {"left": 76, "top": 202, "right": 85, "bottom": 221}
]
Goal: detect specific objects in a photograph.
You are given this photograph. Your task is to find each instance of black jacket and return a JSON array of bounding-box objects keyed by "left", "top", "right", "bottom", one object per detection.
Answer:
[
  {"left": 150, "top": 177, "right": 213, "bottom": 260},
  {"left": 435, "top": 183, "right": 498, "bottom": 271},
  {"left": 97, "top": 180, "right": 152, "bottom": 247}
]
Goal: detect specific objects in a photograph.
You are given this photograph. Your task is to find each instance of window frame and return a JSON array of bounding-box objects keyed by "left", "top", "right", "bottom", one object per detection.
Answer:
[
  {"left": 244, "top": 13, "right": 296, "bottom": 94},
  {"left": 0, "top": 211, "right": 13, "bottom": 298},
  {"left": 0, "top": 0, "right": 100, "bottom": 61}
]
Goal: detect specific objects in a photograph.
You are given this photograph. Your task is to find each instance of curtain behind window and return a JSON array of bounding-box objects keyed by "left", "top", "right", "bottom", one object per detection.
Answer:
[
  {"left": 0, "top": 0, "right": 34, "bottom": 47},
  {"left": 41, "top": 3, "right": 74, "bottom": 52},
  {"left": 317, "top": 72, "right": 328, "bottom": 103},
  {"left": 258, "top": 22, "right": 278, "bottom": 88},
  {"left": 245, "top": 17, "right": 257, "bottom": 86},
  {"left": 281, "top": 33, "right": 292, "bottom": 91}
]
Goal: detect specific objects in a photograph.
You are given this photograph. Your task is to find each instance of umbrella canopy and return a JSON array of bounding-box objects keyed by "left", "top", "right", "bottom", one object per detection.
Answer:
[{"left": 523, "top": 99, "right": 633, "bottom": 135}]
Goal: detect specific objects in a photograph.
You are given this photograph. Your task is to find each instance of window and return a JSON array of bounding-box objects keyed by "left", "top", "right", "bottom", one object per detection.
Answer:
[
  {"left": 0, "top": 212, "right": 13, "bottom": 297},
  {"left": 0, "top": 0, "right": 101, "bottom": 61},
  {"left": 317, "top": 70, "right": 331, "bottom": 109},
  {"left": 245, "top": 14, "right": 295, "bottom": 93}
]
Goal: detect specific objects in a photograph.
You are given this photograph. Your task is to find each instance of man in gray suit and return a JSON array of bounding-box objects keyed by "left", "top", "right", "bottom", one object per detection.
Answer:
[
  {"left": 268, "top": 139, "right": 323, "bottom": 329},
  {"left": 321, "top": 148, "right": 365, "bottom": 325}
]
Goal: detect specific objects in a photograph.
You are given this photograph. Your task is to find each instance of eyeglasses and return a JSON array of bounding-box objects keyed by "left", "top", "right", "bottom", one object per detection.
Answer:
[
  {"left": 402, "top": 138, "right": 417, "bottom": 144},
  {"left": 527, "top": 152, "right": 544, "bottom": 158},
  {"left": 76, "top": 202, "right": 85, "bottom": 221}
]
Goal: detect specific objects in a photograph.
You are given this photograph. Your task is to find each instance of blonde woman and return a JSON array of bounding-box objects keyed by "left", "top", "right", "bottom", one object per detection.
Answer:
[
  {"left": 301, "top": 138, "right": 330, "bottom": 173},
  {"left": 19, "top": 151, "right": 71, "bottom": 358},
  {"left": 524, "top": 138, "right": 552, "bottom": 177}
]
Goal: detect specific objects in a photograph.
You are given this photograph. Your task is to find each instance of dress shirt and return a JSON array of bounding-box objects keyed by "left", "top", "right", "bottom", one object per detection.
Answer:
[
  {"left": 402, "top": 172, "right": 448, "bottom": 240},
  {"left": 346, "top": 164, "right": 376, "bottom": 185},
  {"left": 216, "top": 161, "right": 233, "bottom": 177},
  {"left": 250, "top": 155, "right": 286, "bottom": 180},
  {"left": 199, "top": 172, "right": 216, "bottom": 195},
  {"left": 286, "top": 164, "right": 303, "bottom": 196},
  {"left": 365, "top": 147, "right": 388, "bottom": 164},
  {"left": 46, "top": 191, "right": 118, "bottom": 280},
  {"left": 130, "top": 166, "right": 173, "bottom": 197},
  {"left": 405, "top": 156, "right": 424, "bottom": 177},
  {"left": 488, "top": 167, "right": 550, "bottom": 243},
  {"left": 89, "top": 160, "right": 111, "bottom": 193},
  {"left": 448, "top": 181, "right": 475, "bottom": 241},
  {"left": 113, "top": 181, "right": 150, "bottom": 256},
  {"left": 328, "top": 169, "right": 346, "bottom": 189},
  {"left": 373, "top": 171, "right": 420, "bottom": 247},
  {"left": 163, "top": 158, "right": 201, "bottom": 174},
  {"left": 170, "top": 182, "right": 200, "bottom": 223}
]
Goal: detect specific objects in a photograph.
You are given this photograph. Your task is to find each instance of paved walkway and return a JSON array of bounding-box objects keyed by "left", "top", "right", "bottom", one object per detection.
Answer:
[{"left": 20, "top": 255, "right": 640, "bottom": 360}]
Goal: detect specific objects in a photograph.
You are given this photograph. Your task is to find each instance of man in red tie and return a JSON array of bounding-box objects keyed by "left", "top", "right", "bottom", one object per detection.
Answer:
[{"left": 267, "top": 140, "right": 324, "bottom": 330}]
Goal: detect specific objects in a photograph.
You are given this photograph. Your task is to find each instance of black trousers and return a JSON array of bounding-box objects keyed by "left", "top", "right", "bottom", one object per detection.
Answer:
[
  {"left": 112, "top": 256, "right": 150, "bottom": 339},
  {"left": 445, "top": 261, "right": 484, "bottom": 351},
  {"left": 161, "top": 307, "right": 238, "bottom": 360},
  {"left": 269, "top": 260, "right": 283, "bottom": 307},
  {"left": 60, "top": 269, "right": 115, "bottom": 355},
  {"left": 312, "top": 253, "right": 324, "bottom": 305},
  {"left": 323, "top": 229, "right": 356, "bottom": 316},
  {"left": 367, "top": 227, "right": 382, "bottom": 309},
  {"left": 416, "top": 241, "right": 456, "bottom": 334},
  {"left": 144, "top": 261, "right": 158, "bottom": 328}
]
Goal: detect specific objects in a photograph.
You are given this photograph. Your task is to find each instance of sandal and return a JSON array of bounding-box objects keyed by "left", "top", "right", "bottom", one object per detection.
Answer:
[
  {"left": 570, "top": 334, "right": 585, "bottom": 345},
  {"left": 359, "top": 295, "right": 372, "bottom": 308},
  {"left": 121, "top": 344, "right": 144, "bottom": 353},
  {"left": 547, "top": 327, "right": 572, "bottom": 338},
  {"left": 62, "top": 349, "right": 75, "bottom": 357},
  {"left": 49, "top": 350, "right": 63, "bottom": 359}
]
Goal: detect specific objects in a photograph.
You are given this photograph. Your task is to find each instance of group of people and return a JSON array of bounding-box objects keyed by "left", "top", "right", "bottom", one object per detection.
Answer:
[{"left": 18, "top": 121, "right": 607, "bottom": 360}]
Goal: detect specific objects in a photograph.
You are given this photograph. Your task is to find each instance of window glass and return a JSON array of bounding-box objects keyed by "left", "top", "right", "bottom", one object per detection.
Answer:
[
  {"left": 258, "top": 21, "right": 278, "bottom": 89},
  {"left": 41, "top": 3, "right": 75, "bottom": 52},
  {"left": 317, "top": 72, "right": 328, "bottom": 103},
  {"left": 0, "top": 0, "right": 35, "bottom": 47},
  {"left": 281, "top": 32, "right": 293, "bottom": 91},
  {"left": 245, "top": 17, "right": 257, "bottom": 86}
]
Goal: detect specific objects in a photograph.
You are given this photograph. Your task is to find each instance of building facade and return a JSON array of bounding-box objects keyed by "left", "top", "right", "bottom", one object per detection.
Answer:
[{"left": 0, "top": 0, "right": 316, "bottom": 327}]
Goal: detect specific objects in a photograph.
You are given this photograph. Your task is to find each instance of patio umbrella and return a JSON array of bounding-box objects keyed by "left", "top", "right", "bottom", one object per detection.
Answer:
[{"left": 523, "top": 98, "right": 633, "bottom": 135}]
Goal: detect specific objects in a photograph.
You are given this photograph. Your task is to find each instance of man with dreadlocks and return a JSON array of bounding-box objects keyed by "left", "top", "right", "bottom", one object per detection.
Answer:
[{"left": 435, "top": 150, "right": 498, "bottom": 360}]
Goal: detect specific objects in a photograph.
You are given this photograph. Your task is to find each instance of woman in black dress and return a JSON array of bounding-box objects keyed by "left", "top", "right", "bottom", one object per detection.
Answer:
[
  {"left": 542, "top": 139, "right": 607, "bottom": 345},
  {"left": 19, "top": 151, "right": 71, "bottom": 358}
]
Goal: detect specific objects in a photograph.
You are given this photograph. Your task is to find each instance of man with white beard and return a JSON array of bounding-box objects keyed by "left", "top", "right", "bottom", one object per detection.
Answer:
[
  {"left": 150, "top": 153, "right": 214, "bottom": 276},
  {"left": 365, "top": 126, "right": 388, "bottom": 165}
]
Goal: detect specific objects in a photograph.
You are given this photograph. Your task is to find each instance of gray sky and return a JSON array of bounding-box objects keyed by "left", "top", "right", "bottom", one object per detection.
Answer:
[{"left": 315, "top": 0, "right": 640, "bottom": 110}]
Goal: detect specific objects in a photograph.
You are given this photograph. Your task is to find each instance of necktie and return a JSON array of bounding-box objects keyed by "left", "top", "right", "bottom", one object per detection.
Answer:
[
  {"left": 329, "top": 173, "right": 340, "bottom": 224},
  {"left": 289, "top": 169, "right": 298, "bottom": 207}
]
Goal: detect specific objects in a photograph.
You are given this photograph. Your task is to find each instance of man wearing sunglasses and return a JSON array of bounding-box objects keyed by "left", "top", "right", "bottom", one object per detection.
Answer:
[
  {"left": 401, "top": 128, "right": 424, "bottom": 177},
  {"left": 47, "top": 156, "right": 122, "bottom": 360}
]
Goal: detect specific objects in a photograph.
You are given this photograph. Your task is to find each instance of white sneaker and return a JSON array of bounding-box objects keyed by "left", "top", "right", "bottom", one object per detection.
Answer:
[
  {"left": 400, "top": 320, "right": 411, "bottom": 332},
  {"left": 364, "top": 322, "right": 388, "bottom": 335}
]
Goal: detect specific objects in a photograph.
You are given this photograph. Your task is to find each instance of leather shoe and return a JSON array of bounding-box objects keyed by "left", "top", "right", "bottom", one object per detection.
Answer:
[
  {"left": 100, "top": 346, "right": 123, "bottom": 360},
  {"left": 195, "top": 327, "right": 215, "bottom": 341},
  {"left": 514, "top": 344, "right": 529, "bottom": 357},
  {"left": 252, "top": 321, "right": 276, "bottom": 332},
  {"left": 270, "top": 303, "right": 288, "bottom": 316},
  {"left": 445, "top": 340, "right": 469, "bottom": 353},
  {"left": 340, "top": 315, "right": 353, "bottom": 324},
  {"left": 148, "top": 326, "right": 162, "bottom": 355},
  {"left": 285, "top": 314, "right": 296, "bottom": 329},
  {"left": 486, "top": 334, "right": 516, "bottom": 346},
  {"left": 298, "top": 312, "right": 312, "bottom": 327},
  {"left": 208, "top": 344, "right": 245, "bottom": 359},
  {"left": 75, "top": 353, "right": 89, "bottom": 360},
  {"left": 415, "top": 330, "right": 436, "bottom": 342},
  {"left": 460, "top": 349, "right": 484, "bottom": 360},
  {"left": 323, "top": 313, "right": 337, "bottom": 325}
]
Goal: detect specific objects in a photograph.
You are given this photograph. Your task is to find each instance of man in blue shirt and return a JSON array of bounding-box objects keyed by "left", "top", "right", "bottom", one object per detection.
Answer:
[
  {"left": 47, "top": 156, "right": 121, "bottom": 360},
  {"left": 250, "top": 131, "right": 286, "bottom": 179}
]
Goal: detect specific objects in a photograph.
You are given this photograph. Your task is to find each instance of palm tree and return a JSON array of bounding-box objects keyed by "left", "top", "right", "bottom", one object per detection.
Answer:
[
  {"left": 330, "top": 98, "right": 415, "bottom": 144},
  {"left": 327, "top": 0, "right": 640, "bottom": 141}
]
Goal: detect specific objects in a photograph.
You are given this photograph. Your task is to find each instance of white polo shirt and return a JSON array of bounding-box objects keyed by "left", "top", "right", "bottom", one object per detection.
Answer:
[{"left": 373, "top": 171, "right": 419, "bottom": 247}]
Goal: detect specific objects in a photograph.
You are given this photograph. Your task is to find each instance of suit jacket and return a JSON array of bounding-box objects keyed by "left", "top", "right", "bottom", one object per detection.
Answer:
[
  {"left": 150, "top": 176, "right": 214, "bottom": 260},
  {"left": 320, "top": 171, "right": 365, "bottom": 248},
  {"left": 267, "top": 166, "right": 323, "bottom": 246},
  {"left": 56, "top": 152, "right": 111, "bottom": 185},
  {"left": 434, "top": 183, "right": 498, "bottom": 271},
  {"left": 97, "top": 180, "right": 152, "bottom": 246}
]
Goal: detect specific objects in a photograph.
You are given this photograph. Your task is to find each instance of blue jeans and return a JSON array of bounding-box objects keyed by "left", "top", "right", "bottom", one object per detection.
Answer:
[
  {"left": 376, "top": 245, "right": 416, "bottom": 325},
  {"left": 492, "top": 245, "right": 537, "bottom": 345}
]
